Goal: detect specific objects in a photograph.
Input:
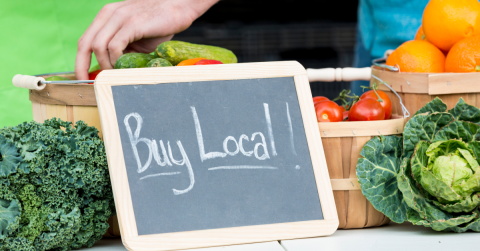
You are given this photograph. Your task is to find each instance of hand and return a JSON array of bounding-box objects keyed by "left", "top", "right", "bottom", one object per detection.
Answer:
[{"left": 75, "top": 0, "right": 218, "bottom": 80}]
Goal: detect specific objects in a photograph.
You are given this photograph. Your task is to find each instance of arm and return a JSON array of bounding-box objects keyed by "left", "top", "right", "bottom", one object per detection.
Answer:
[{"left": 75, "top": 0, "right": 219, "bottom": 80}]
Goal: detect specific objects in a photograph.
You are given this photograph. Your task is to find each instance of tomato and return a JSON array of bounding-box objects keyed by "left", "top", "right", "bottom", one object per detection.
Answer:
[
  {"left": 360, "top": 90, "right": 392, "bottom": 119},
  {"left": 342, "top": 111, "right": 349, "bottom": 120},
  {"left": 177, "top": 58, "right": 206, "bottom": 66},
  {"left": 312, "top": 96, "right": 329, "bottom": 105},
  {"left": 339, "top": 106, "right": 346, "bottom": 113},
  {"left": 194, "top": 59, "right": 223, "bottom": 65},
  {"left": 348, "top": 98, "right": 385, "bottom": 121},
  {"left": 314, "top": 101, "right": 343, "bottom": 122},
  {"left": 88, "top": 69, "right": 102, "bottom": 82}
]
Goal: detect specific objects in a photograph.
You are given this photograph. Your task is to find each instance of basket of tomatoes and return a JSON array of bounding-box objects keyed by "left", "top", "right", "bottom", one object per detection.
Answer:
[
  {"left": 314, "top": 87, "right": 407, "bottom": 229},
  {"left": 372, "top": 0, "right": 480, "bottom": 118}
]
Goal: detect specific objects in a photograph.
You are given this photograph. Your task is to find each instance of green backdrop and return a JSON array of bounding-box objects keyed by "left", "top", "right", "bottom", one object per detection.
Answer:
[{"left": 0, "top": 0, "right": 114, "bottom": 127}]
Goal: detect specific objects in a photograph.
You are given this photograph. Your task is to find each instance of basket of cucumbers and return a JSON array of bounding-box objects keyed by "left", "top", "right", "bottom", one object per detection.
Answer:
[{"left": 21, "top": 41, "right": 237, "bottom": 237}]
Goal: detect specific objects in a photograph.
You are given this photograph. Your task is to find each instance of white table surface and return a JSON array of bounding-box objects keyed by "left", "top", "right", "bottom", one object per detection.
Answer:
[
  {"left": 79, "top": 240, "right": 284, "bottom": 251},
  {"left": 81, "top": 222, "right": 480, "bottom": 251}
]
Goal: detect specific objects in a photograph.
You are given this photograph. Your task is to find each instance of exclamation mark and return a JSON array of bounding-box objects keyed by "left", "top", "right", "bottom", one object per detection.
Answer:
[{"left": 286, "top": 102, "right": 297, "bottom": 155}]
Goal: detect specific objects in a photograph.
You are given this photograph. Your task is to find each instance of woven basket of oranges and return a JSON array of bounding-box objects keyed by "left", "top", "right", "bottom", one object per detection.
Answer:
[{"left": 372, "top": 0, "right": 480, "bottom": 116}]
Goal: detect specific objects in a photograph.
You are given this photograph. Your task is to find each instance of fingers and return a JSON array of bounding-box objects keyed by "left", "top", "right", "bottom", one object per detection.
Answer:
[
  {"left": 107, "top": 25, "right": 136, "bottom": 67},
  {"left": 91, "top": 7, "right": 131, "bottom": 70},
  {"left": 75, "top": 2, "right": 124, "bottom": 80},
  {"left": 76, "top": 2, "right": 127, "bottom": 79},
  {"left": 75, "top": 0, "right": 219, "bottom": 80}
]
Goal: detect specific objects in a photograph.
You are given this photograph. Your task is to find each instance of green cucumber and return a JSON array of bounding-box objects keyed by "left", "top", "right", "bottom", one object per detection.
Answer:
[
  {"left": 155, "top": 41, "right": 237, "bottom": 65},
  {"left": 45, "top": 76, "right": 71, "bottom": 81},
  {"left": 146, "top": 58, "right": 173, "bottom": 67},
  {"left": 114, "top": 53, "right": 157, "bottom": 69}
]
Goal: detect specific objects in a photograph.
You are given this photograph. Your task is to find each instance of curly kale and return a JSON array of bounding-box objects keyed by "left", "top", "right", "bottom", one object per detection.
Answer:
[{"left": 0, "top": 118, "right": 115, "bottom": 250}]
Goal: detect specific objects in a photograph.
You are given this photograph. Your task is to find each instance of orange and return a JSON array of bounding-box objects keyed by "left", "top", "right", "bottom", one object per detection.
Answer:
[
  {"left": 445, "top": 35, "right": 480, "bottom": 72},
  {"left": 386, "top": 40, "right": 445, "bottom": 73},
  {"left": 176, "top": 58, "right": 206, "bottom": 66},
  {"left": 423, "top": 0, "right": 480, "bottom": 52},
  {"left": 414, "top": 25, "right": 427, "bottom": 41}
]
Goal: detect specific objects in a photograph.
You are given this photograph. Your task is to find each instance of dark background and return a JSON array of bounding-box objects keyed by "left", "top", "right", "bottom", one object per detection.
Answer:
[{"left": 174, "top": 0, "right": 359, "bottom": 99}]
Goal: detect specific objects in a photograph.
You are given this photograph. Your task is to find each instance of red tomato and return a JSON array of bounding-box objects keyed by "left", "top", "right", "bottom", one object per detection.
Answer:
[
  {"left": 348, "top": 98, "right": 385, "bottom": 121},
  {"left": 315, "top": 101, "right": 343, "bottom": 122},
  {"left": 312, "top": 96, "right": 329, "bottom": 105},
  {"left": 342, "top": 111, "right": 349, "bottom": 120},
  {"left": 339, "top": 106, "right": 346, "bottom": 113},
  {"left": 194, "top": 59, "right": 223, "bottom": 65},
  {"left": 88, "top": 69, "right": 102, "bottom": 82},
  {"left": 360, "top": 90, "right": 392, "bottom": 119}
]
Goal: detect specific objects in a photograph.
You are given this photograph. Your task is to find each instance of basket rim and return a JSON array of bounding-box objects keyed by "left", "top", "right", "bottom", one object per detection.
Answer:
[
  {"left": 371, "top": 67, "right": 480, "bottom": 95},
  {"left": 318, "top": 115, "right": 405, "bottom": 138}
]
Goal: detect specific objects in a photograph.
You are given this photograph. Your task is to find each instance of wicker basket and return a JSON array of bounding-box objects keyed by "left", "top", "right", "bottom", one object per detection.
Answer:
[
  {"left": 372, "top": 67, "right": 480, "bottom": 117},
  {"left": 319, "top": 116, "right": 406, "bottom": 229},
  {"left": 29, "top": 72, "right": 120, "bottom": 238}
]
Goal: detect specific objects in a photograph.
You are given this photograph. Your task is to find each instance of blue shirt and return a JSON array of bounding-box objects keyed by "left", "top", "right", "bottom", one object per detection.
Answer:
[{"left": 358, "top": 0, "right": 429, "bottom": 58}]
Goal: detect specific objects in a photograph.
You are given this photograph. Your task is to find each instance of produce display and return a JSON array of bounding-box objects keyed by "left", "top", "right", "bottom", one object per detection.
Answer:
[
  {"left": 387, "top": 0, "right": 480, "bottom": 73},
  {"left": 88, "top": 64, "right": 102, "bottom": 81},
  {"left": 113, "top": 41, "right": 236, "bottom": 70},
  {"left": 313, "top": 88, "right": 392, "bottom": 122},
  {"left": 83, "top": 41, "right": 236, "bottom": 81},
  {"left": 314, "top": 100, "right": 343, "bottom": 122},
  {"left": 386, "top": 40, "right": 445, "bottom": 73},
  {"left": 445, "top": 35, "right": 480, "bottom": 73},
  {"left": 0, "top": 119, "right": 115, "bottom": 250},
  {"left": 155, "top": 41, "right": 237, "bottom": 65},
  {"left": 114, "top": 53, "right": 157, "bottom": 69},
  {"left": 176, "top": 57, "right": 206, "bottom": 66},
  {"left": 360, "top": 90, "right": 392, "bottom": 119},
  {"left": 357, "top": 98, "right": 480, "bottom": 232},
  {"left": 348, "top": 98, "right": 385, "bottom": 122},
  {"left": 64, "top": 41, "right": 235, "bottom": 86},
  {"left": 146, "top": 58, "right": 173, "bottom": 68}
]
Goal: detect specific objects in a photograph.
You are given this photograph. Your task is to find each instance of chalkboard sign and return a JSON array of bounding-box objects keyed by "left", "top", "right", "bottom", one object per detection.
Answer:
[{"left": 95, "top": 61, "right": 338, "bottom": 251}]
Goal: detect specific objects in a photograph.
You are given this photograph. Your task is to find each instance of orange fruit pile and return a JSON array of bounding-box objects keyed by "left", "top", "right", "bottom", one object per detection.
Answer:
[
  {"left": 414, "top": 25, "right": 427, "bottom": 41},
  {"left": 386, "top": 41, "right": 445, "bottom": 73},
  {"left": 387, "top": 0, "right": 480, "bottom": 73},
  {"left": 446, "top": 35, "right": 480, "bottom": 72}
]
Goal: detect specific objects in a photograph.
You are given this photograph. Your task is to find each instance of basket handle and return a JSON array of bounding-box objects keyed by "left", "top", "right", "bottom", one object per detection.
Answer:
[
  {"left": 371, "top": 75, "right": 410, "bottom": 119},
  {"left": 12, "top": 74, "right": 47, "bottom": 90},
  {"left": 306, "top": 67, "right": 371, "bottom": 82},
  {"left": 12, "top": 74, "right": 94, "bottom": 90}
]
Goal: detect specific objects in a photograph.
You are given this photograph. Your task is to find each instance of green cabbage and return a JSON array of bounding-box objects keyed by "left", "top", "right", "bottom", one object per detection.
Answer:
[
  {"left": 0, "top": 118, "right": 114, "bottom": 250},
  {"left": 357, "top": 98, "right": 480, "bottom": 232}
]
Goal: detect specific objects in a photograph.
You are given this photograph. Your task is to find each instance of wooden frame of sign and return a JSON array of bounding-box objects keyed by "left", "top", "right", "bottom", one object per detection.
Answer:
[{"left": 95, "top": 61, "right": 338, "bottom": 251}]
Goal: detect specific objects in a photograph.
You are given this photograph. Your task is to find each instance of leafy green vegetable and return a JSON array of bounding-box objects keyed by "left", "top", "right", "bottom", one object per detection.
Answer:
[
  {"left": 356, "top": 136, "right": 407, "bottom": 223},
  {"left": 357, "top": 97, "right": 480, "bottom": 232},
  {"left": 0, "top": 119, "right": 114, "bottom": 250}
]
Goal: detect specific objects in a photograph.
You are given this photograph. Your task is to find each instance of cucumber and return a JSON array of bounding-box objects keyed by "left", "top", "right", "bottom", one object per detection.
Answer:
[
  {"left": 155, "top": 41, "right": 237, "bottom": 65},
  {"left": 146, "top": 58, "right": 173, "bottom": 67},
  {"left": 45, "top": 76, "right": 70, "bottom": 81},
  {"left": 114, "top": 53, "right": 157, "bottom": 69}
]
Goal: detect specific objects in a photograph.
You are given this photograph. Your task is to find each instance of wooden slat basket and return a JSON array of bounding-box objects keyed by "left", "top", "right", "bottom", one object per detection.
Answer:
[
  {"left": 29, "top": 72, "right": 120, "bottom": 238},
  {"left": 372, "top": 67, "right": 480, "bottom": 116},
  {"left": 319, "top": 116, "right": 406, "bottom": 229}
]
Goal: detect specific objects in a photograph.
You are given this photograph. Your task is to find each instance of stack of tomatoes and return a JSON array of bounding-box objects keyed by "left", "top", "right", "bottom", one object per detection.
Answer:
[{"left": 313, "top": 89, "right": 392, "bottom": 122}]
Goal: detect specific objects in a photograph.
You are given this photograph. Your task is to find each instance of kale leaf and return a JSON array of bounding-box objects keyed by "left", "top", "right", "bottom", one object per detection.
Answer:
[{"left": 0, "top": 118, "right": 114, "bottom": 250}]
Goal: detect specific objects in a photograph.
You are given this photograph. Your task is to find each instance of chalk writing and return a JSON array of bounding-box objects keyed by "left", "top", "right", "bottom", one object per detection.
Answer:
[{"left": 124, "top": 102, "right": 298, "bottom": 195}]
